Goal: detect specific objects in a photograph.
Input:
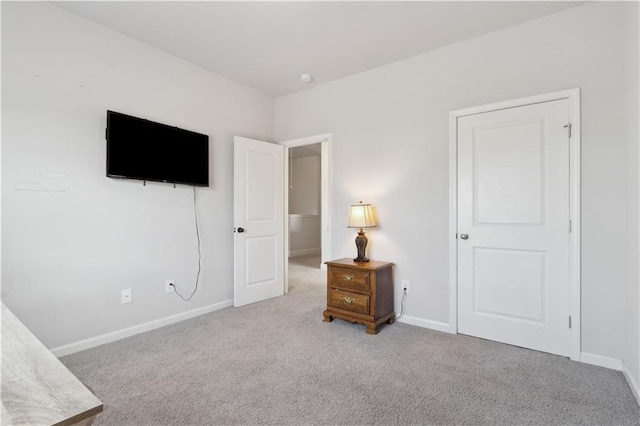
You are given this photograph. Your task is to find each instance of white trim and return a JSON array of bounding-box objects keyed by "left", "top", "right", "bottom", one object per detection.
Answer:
[
  {"left": 448, "top": 88, "right": 582, "bottom": 361},
  {"left": 284, "top": 145, "right": 290, "bottom": 294},
  {"left": 280, "top": 134, "right": 332, "bottom": 288},
  {"left": 289, "top": 248, "right": 321, "bottom": 257},
  {"left": 280, "top": 134, "right": 331, "bottom": 147},
  {"left": 622, "top": 361, "right": 640, "bottom": 406},
  {"left": 50, "top": 299, "right": 233, "bottom": 357},
  {"left": 568, "top": 89, "right": 582, "bottom": 363},
  {"left": 397, "top": 315, "right": 453, "bottom": 334},
  {"left": 320, "top": 140, "right": 332, "bottom": 267},
  {"left": 448, "top": 110, "right": 459, "bottom": 334},
  {"left": 580, "top": 352, "right": 622, "bottom": 371}
]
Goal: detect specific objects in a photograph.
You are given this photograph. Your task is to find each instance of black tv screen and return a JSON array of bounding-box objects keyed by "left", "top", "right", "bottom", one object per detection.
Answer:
[{"left": 106, "top": 110, "right": 209, "bottom": 187}]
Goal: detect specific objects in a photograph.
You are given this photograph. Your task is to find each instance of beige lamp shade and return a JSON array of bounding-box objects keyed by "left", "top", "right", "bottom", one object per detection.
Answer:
[{"left": 348, "top": 202, "right": 377, "bottom": 229}]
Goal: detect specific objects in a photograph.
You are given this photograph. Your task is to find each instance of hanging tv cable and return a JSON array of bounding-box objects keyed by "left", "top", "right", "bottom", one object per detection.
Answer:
[{"left": 171, "top": 186, "right": 201, "bottom": 301}]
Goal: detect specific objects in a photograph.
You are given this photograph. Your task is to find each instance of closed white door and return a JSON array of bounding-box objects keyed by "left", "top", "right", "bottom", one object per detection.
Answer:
[
  {"left": 457, "top": 99, "right": 571, "bottom": 356},
  {"left": 234, "top": 137, "right": 284, "bottom": 307}
]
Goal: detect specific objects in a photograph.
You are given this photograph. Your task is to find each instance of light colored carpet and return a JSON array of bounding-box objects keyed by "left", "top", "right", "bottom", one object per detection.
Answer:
[{"left": 62, "top": 255, "right": 640, "bottom": 425}]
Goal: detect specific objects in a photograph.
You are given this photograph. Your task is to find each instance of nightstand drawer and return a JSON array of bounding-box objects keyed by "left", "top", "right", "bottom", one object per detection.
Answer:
[
  {"left": 329, "top": 267, "right": 371, "bottom": 293},
  {"left": 329, "top": 289, "right": 370, "bottom": 315}
]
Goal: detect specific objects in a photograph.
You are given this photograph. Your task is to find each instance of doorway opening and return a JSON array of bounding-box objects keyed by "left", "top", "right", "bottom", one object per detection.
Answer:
[
  {"left": 281, "top": 134, "right": 332, "bottom": 295},
  {"left": 288, "top": 144, "right": 322, "bottom": 292}
]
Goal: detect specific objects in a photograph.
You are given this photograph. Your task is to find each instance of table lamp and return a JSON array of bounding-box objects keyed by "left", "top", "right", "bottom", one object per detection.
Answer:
[{"left": 348, "top": 201, "right": 377, "bottom": 262}]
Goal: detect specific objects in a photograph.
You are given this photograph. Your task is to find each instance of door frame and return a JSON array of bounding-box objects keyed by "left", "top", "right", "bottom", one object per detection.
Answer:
[
  {"left": 448, "top": 88, "right": 581, "bottom": 361},
  {"left": 280, "top": 134, "right": 332, "bottom": 293}
]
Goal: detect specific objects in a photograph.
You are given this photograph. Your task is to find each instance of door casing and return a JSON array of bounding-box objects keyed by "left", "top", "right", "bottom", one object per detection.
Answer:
[{"left": 448, "top": 89, "right": 581, "bottom": 361}]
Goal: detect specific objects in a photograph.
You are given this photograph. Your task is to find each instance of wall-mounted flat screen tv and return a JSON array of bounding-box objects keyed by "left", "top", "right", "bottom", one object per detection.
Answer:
[{"left": 106, "top": 110, "right": 209, "bottom": 187}]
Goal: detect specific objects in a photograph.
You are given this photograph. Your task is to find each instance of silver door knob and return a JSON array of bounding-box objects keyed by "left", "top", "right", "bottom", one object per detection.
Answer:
[{"left": 460, "top": 233, "right": 469, "bottom": 240}]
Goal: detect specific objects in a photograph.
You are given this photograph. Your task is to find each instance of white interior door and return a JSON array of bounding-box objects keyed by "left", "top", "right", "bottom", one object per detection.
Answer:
[
  {"left": 234, "top": 136, "right": 284, "bottom": 307},
  {"left": 457, "top": 99, "right": 571, "bottom": 356}
]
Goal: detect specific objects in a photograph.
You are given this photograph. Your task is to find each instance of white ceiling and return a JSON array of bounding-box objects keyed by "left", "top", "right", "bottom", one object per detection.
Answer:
[{"left": 55, "top": 1, "right": 582, "bottom": 97}]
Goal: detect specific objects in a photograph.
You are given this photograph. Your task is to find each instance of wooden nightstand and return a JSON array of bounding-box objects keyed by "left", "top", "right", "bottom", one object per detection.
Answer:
[{"left": 322, "top": 258, "right": 395, "bottom": 334}]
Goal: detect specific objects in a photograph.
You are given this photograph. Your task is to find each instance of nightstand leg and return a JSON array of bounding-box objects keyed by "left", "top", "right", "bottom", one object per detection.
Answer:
[
  {"left": 366, "top": 324, "right": 379, "bottom": 334},
  {"left": 322, "top": 311, "right": 334, "bottom": 322}
]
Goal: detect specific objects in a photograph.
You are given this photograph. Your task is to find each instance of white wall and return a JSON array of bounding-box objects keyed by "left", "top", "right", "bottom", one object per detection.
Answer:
[
  {"left": 288, "top": 154, "right": 321, "bottom": 256},
  {"left": 1, "top": 2, "right": 273, "bottom": 349},
  {"left": 288, "top": 215, "right": 321, "bottom": 257},
  {"left": 289, "top": 155, "right": 321, "bottom": 215},
  {"left": 623, "top": 1, "right": 640, "bottom": 400},
  {"left": 275, "top": 2, "right": 636, "bottom": 360}
]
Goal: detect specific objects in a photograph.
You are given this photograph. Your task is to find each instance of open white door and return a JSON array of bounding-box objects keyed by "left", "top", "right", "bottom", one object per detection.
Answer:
[{"left": 234, "top": 137, "right": 284, "bottom": 307}]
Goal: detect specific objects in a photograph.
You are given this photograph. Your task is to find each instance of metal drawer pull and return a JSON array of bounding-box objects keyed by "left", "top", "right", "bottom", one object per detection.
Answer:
[
  {"left": 342, "top": 296, "right": 355, "bottom": 305},
  {"left": 344, "top": 275, "right": 353, "bottom": 281}
]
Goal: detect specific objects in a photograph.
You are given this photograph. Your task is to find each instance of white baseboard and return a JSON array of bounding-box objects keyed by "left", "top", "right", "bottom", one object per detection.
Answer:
[
  {"left": 580, "top": 352, "right": 623, "bottom": 371},
  {"left": 623, "top": 362, "right": 640, "bottom": 406},
  {"left": 622, "top": 361, "right": 640, "bottom": 406},
  {"left": 391, "top": 320, "right": 628, "bottom": 375},
  {"left": 397, "top": 315, "right": 452, "bottom": 334},
  {"left": 51, "top": 299, "right": 233, "bottom": 357},
  {"left": 289, "top": 248, "right": 321, "bottom": 257}
]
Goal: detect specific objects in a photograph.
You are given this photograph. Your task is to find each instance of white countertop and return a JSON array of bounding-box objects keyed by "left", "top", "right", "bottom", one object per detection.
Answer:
[{"left": 1, "top": 303, "right": 103, "bottom": 426}]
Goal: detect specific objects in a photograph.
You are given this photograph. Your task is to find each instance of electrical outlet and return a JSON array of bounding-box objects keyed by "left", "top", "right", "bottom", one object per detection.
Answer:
[
  {"left": 402, "top": 280, "right": 410, "bottom": 293},
  {"left": 166, "top": 279, "right": 175, "bottom": 294},
  {"left": 121, "top": 288, "right": 132, "bottom": 304}
]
